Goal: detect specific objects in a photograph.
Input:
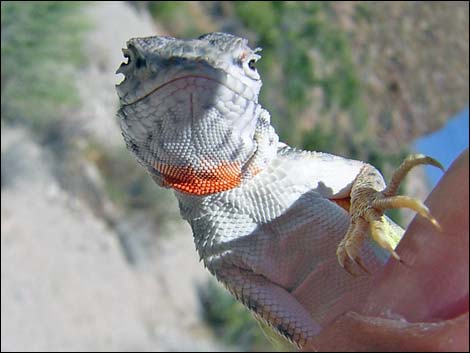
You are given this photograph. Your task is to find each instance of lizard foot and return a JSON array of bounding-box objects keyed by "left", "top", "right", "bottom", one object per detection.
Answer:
[{"left": 337, "top": 154, "right": 444, "bottom": 275}]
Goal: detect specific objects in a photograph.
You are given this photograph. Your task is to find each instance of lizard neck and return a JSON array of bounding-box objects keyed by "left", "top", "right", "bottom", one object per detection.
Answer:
[{"left": 161, "top": 107, "right": 279, "bottom": 197}]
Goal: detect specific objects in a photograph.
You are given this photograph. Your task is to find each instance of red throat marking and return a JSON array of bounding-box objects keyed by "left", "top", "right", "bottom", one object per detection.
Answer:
[{"left": 155, "top": 162, "right": 244, "bottom": 195}]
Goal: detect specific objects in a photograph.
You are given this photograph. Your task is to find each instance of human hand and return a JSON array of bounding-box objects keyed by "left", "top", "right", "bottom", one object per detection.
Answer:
[{"left": 304, "top": 149, "right": 469, "bottom": 351}]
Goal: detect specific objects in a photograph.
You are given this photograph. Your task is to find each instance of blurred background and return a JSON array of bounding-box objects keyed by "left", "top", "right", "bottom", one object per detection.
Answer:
[{"left": 1, "top": 1, "right": 468, "bottom": 351}]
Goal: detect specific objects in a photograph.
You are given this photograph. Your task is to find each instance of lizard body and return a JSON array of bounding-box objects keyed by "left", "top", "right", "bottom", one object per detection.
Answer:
[{"left": 116, "top": 33, "right": 441, "bottom": 348}]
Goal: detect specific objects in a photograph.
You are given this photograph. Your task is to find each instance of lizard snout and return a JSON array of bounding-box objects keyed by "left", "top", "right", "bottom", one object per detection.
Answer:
[{"left": 116, "top": 43, "right": 146, "bottom": 77}]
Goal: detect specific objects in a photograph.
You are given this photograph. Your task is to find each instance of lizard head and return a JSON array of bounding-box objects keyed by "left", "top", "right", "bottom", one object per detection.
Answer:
[{"left": 117, "top": 33, "right": 276, "bottom": 195}]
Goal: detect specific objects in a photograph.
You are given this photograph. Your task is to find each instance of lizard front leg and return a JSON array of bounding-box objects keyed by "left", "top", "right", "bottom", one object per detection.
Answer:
[{"left": 337, "top": 154, "right": 444, "bottom": 274}]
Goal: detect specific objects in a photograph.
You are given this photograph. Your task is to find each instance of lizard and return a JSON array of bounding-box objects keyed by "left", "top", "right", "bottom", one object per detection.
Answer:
[{"left": 115, "top": 32, "right": 443, "bottom": 349}]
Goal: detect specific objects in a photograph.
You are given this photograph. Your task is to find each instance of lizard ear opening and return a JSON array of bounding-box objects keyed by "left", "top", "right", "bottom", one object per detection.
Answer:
[{"left": 243, "top": 55, "right": 261, "bottom": 80}]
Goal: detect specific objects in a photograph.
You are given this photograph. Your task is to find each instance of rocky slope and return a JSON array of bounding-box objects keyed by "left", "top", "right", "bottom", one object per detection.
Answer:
[{"left": 1, "top": 2, "right": 226, "bottom": 352}]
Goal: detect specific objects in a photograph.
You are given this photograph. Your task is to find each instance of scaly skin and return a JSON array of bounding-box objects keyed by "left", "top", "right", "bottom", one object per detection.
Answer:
[{"left": 116, "top": 33, "right": 442, "bottom": 349}]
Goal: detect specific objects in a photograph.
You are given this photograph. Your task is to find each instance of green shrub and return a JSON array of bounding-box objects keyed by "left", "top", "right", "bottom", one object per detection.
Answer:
[
  {"left": 198, "top": 280, "right": 286, "bottom": 352},
  {"left": 1, "top": 1, "right": 89, "bottom": 133}
]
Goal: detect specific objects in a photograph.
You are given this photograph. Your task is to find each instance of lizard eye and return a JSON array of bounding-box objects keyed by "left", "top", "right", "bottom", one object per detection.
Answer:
[{"left": 135, "top": 57, "right": 147, "bottom": 69}]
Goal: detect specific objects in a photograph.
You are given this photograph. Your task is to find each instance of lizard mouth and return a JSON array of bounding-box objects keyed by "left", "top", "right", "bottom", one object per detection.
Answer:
[
  {"left": 117, "top": 65, "right": 257, "bottom": 107},
  {"left": 123, "top": 74, "right": 229, "bottom": 106}
]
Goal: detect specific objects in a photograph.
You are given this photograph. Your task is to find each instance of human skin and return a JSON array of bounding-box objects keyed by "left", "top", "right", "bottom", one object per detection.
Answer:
[{"left": 304, "top": 149, "right": 469, "bottom": 352}]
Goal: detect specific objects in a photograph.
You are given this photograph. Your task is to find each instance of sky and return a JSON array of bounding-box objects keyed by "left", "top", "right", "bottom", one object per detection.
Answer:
[{"left": 414, "top": 107, "right": 469, "bottom": 187}]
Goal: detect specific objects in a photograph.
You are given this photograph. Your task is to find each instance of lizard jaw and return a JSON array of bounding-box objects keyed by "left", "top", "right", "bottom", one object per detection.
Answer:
[{"left": 118, "top": 72, "right": 267, "bottom": 195}]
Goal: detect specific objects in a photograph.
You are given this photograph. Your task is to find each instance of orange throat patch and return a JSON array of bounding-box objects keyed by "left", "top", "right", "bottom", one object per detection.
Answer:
[{"left": 155, "top": 162, "right": 244, "bottom": 195}]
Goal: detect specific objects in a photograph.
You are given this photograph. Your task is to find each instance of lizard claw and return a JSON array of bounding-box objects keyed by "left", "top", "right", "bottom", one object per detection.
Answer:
[
  {"left": 371, "top": 195, "right": 442, "bottom": 231},
  {"left": 337, "top": 218, "right": 371, "bottom": 275},
  {"left": 383, "top": 154, "right": 444, "bottom": 197},
  {"left": 337, "top": 154, "right": 444, "bottom": 273}
]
